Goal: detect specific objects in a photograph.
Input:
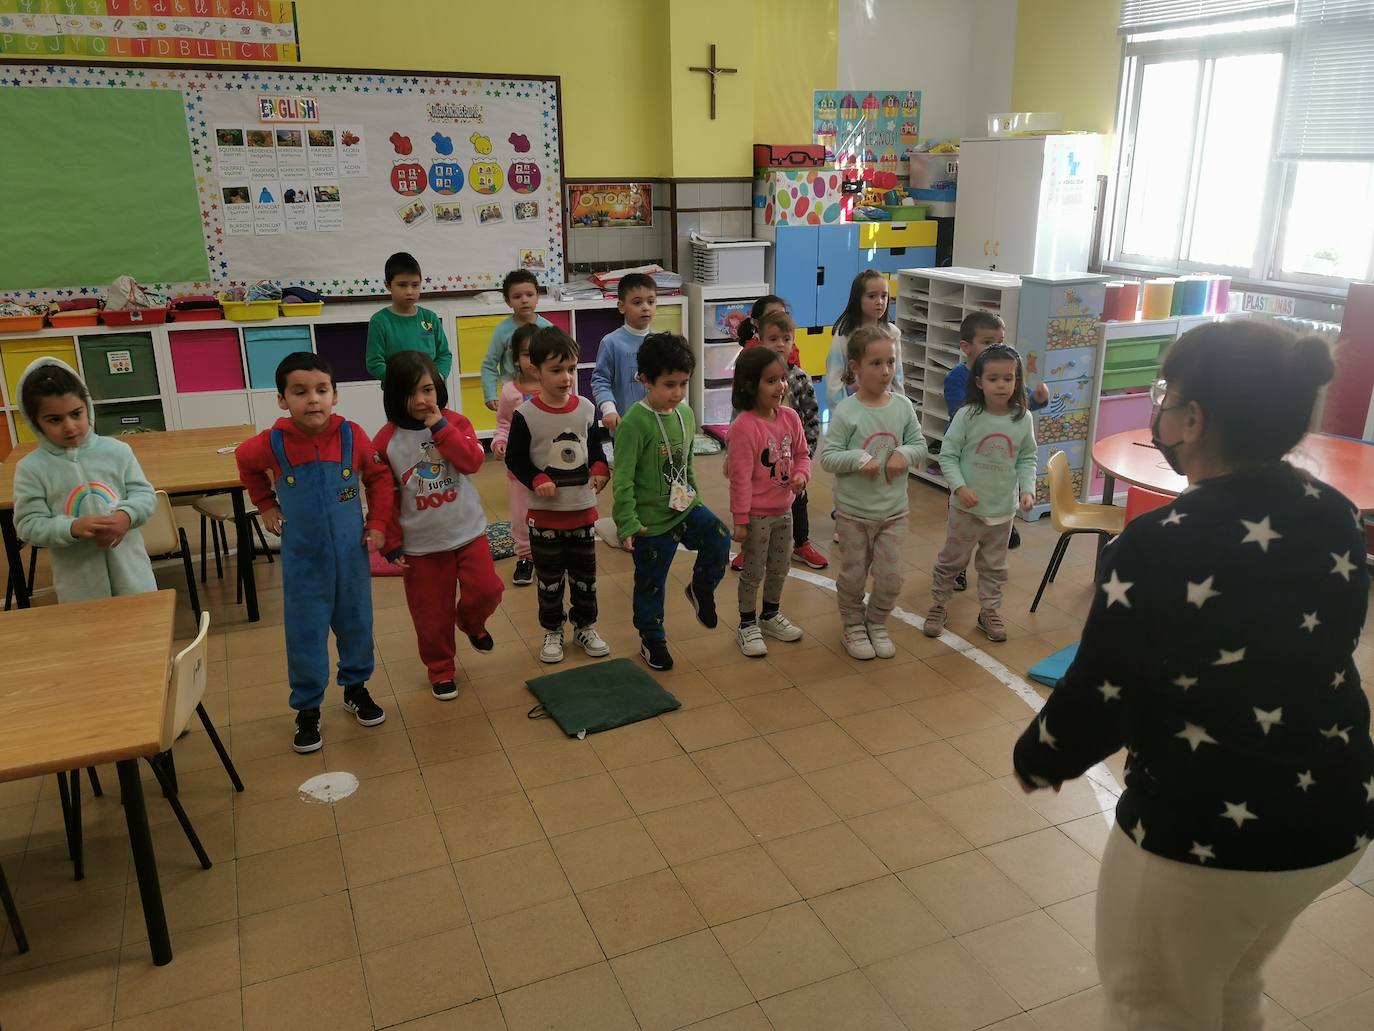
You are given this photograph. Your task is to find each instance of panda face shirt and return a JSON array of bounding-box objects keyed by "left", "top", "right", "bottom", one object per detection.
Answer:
[{"left": 504, "top": 394, "right": 610, "bottom": 522}]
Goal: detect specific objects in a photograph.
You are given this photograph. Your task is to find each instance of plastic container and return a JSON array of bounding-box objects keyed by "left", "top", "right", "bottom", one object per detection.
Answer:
[
  {"left": 1141, "top": 279, "right": 1175, "bottom": 320},
  {"left": 169, "top": 329, "right": 245, "bottom": 393},
  {"left": 703, "top": 341, "right": 740, "bottom": 381},
  {"left": 80, "top": 334, "right": 160, "bottom": 400},
  {"left": 909, "top": 153, "right": 959, "bottom": 190},
  {"left": 279, "top": 301, "right": 324, "bottom": 317},
  {"left": 1176, "top": 277, "right": 1209, "bottom": 316},
  {"left": 170, "top": 307, "right": 223, "bottom": 323},
  {"left": 0, "top": 314, "right": 46, "bottom": 333},
  {"left": 1207, "top": 275, "right": 1232, "bottom": 314},
  {"left": 882, "top": 204, "right": 928, "bottom": 221},
  {"left": 48, "top": 310, "right": 101, "bottom": 329},
  {"left": 218, "top": 294, "right": 279, "bottom": 322},
  {"left": 704, "top": 386, "right": 733, "bottom": 424},
  {"left": 1102, "top": 282, "right": 1140, "bottom": 321},
  {"left": 102, "top": 307, "right": 168, "bottom": 327}
]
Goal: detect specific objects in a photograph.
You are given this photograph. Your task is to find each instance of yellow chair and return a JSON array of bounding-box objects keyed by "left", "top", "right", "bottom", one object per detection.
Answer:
[{"left": 1030, "top": 451, "right": 1127, "bottom": 612}]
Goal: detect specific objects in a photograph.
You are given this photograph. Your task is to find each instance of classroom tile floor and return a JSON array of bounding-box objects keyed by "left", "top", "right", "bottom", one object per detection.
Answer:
[{"left": 2, "top": 451, "right": 1374, "bottom": 1031}]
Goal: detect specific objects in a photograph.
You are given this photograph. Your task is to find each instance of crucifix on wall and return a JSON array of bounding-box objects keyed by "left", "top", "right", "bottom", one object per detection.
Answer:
[{"left": 688, "top": 44, "right": 737, "bottom": 120}]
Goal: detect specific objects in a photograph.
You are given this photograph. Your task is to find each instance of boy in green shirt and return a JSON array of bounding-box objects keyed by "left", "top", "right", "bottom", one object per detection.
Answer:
[
  {"left": 611, "top": 333, "right": 731, "bottom": 671},
  {"left": 365, "top": 252, "right": 453, "bottom": 382}
]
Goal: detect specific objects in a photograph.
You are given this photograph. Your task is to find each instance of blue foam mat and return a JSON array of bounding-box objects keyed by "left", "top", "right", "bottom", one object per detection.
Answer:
[{"left": 1028, "top": 643, "right": 1079, "bottom": 688}]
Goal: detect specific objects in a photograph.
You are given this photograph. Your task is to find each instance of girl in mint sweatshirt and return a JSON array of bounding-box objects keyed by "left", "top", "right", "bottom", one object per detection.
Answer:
[
  {"left": 925, "top": 345, "right": 1037, "bottom": 643},
  {"left": 12, "top": 357, "right": 157, "bottom": 603}
]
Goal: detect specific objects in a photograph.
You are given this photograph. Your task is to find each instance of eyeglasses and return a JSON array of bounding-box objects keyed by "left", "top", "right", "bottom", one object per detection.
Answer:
[{"left": 1149, "top": 379, "right": 1169, "bottom": 406}]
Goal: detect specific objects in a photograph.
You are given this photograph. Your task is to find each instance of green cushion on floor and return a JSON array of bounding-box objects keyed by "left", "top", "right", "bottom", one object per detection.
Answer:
[{"left": 526, "top": 658, "right": 680, "bottom": 738}]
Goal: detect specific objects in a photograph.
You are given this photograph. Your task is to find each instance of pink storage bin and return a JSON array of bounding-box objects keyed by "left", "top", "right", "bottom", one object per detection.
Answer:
[
  {"left": 170, "top": 329, "right": 245, "bottom": 392},
  {"left": 1090, "top": 391, "right": 1154, "bottom": 499}
]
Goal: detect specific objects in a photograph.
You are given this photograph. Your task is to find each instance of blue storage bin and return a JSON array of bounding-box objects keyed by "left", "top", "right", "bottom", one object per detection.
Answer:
[
  {"left": 859, "top": 245, "right": 937, "bottom": 274},
  {"left": 244, "top": 326, "right": 312, "bottom": 389}
]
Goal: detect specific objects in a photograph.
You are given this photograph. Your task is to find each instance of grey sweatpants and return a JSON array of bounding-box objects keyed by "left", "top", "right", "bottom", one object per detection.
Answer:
[
  {"left": 835, "top": 511, "right": 907, "bottom": 627},
  {"left": 738, "top": 512, "right": 793, "bottom": 615},
  {"left": 931, "top": 507, "right": 1011, "bottom": 609}
]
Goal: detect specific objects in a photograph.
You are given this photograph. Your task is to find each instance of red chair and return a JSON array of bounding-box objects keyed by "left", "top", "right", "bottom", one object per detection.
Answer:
[{"left": 1126, "top": 485, "right": 1173, "bottom": 524}]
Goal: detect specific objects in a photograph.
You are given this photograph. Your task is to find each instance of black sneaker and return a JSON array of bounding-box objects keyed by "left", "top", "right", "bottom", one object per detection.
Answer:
[
  {"left": 431, "top": 680, "right": 459, "bottom": 701},
  {"left": 513, "top": 558, "right": 534, "bottom": 586},
  {"left": 342, "top": 684, "right": 387, "bottom": 727},
  {"left": 467, "top": 631, "right": 495, "bottom": 652},
  {"left": 1009, "top": 525, "right": 1022, "bottom": 550},
  {"left": 685, "top": 581, "right": 717, "bottom": 629},
  {"left": 954, "top": 570, "right": 968, "bottom": 592},
  {"left": 293, "top": 708, "right": 322, "bottom": 753},
  {"left": 640, "top": 639, "right": 674, "bottom": 671}
]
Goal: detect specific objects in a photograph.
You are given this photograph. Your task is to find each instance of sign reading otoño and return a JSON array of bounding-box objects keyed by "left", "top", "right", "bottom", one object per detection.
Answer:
[{"left": 259, "top": 95, "right": 319, "bottom": 123}]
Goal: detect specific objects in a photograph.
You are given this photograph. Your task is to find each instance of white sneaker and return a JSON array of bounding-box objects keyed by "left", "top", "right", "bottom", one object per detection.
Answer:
[
  {"left": 842, "top": 624, "right": 876, "bottom": 660},
  {"left": 758, "top": 612, "right": 804, "bottom": 642},
  {"left": 737, "top": 623, "right": 768, "bottom": 658},
  {"left": 866, "top": 623, "right": 896, "bottom": 659},
  {"left": 574, "top": 625, "right": 610, "bottom": 657},
  {"left": 539, "top": 628, "right": 565, "bottom": 664}
]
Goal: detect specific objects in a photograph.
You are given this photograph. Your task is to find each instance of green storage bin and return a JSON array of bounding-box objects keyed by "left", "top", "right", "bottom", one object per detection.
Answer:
[
  {"left": 1100, "top": 361, "right": 1161, "bottom": 391},
  {"left": 99, "top": 398, "right": 165, "bottom": 435},
  {"left": 79, "top": 333, "right": 160, "bottom": 400},
  {"left": 1104, "top": 335, "right": 1171, "bottom": 368}
]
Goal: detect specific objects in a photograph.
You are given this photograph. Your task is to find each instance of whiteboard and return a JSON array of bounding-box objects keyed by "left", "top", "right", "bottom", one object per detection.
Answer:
[{"left": 1, "top": 62, "right": 566, "bottom": 299}]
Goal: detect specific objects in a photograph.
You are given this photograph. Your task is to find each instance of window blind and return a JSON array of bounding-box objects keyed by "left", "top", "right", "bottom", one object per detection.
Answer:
[
  {"left": 1119, "top": 0, "right": 1295, "bottom": 33},
  {"left": 1278, "top": 0, "right": 1374, "bottom": 160}
]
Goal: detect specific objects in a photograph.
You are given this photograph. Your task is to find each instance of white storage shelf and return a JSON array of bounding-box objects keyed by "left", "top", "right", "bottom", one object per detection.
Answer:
[
  {"left": 897, "top": 267, "right": 1023, "bottom": 489},
  {"left": 686, "top": 283, "right": 770, "bottom": 429}
]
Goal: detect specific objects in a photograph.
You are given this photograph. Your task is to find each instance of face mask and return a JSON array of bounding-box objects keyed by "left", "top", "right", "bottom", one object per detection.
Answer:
[{"left": 1150, "top": 405, "right": 1187, "bottom": 475}]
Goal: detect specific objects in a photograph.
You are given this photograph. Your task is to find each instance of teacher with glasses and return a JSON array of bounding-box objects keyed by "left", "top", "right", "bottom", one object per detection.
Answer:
[{"left": 1012, "top": 320, "right": 1371, "bottom": 1030}]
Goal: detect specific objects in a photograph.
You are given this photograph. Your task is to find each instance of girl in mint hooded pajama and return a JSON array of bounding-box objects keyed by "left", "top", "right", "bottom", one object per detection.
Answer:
[{"left": 12, "top": 357, "right": 157, "bottom": 602}]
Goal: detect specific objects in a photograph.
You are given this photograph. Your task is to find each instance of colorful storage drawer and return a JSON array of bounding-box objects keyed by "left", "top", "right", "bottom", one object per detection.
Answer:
[
  {"left": 544, "top": 310, "right": 573, "bottom": 334},
  {"left": 170, "top": 329, "right": 245, "bottom": 393},
  {"left": 754, "top": 169, "right": 851, "bottom": 226},
  {"left": 703, "top": 341, "right": 740, "bottom": 382},
  {"left": 459, "top": 377, "right": 497, "bottom": 432},
  {"left": 456, "top": 314, "right": 509, "bottom": 375},
  {"left": 572, "top": 308, "right": 621, "bottom": 363},
  {"left": 859, "top": 245, "right": 938, "bottom": 275},
  {"left": 1104, "top": 335, "right": 1171, "bottom": 368},
  {"left": 314, "top": 323, "right": 370, "bottom": 384},
  {"left": 244, "top": 326, "right": 313, "bottom": 390},
  {"left": 797, "top": 326, "right": 832, "bottom": 378},
  {"left": 858, "top": 220, "right": 937, "bottom": 250},
  {"left": 80, "top": 334, "right": 160, "bottom": 401},
  {"left": 2, "top": 336, "right": 78, "bottom": 407},
  {"left": 99, "top": 399, "right": 166, "bottom": 435}
]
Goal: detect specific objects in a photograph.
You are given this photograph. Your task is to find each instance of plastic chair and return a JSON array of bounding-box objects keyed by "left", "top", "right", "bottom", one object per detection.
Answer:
[
  {"left": 1030, "top": 451, "right": 1127, "bottom": 612},
  {"left": 191, "top": 495, "right": 273, "bottom": 596},
  {"left": 142, "top": 490, "right": 202, "bottom": 624},
  {"left": 1125, "top": 485, "right": 1173, "bottom": 524},
  {"left": 0, "top": 859, "right": 26, "bottom": 954}
]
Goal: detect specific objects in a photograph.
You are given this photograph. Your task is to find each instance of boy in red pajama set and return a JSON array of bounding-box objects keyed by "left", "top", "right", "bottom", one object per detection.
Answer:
[{"left": 375, "top": 351, "right": 504, "bottom": 701}]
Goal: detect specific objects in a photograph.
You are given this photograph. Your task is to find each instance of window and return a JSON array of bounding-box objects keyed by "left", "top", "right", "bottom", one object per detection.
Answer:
[{"left": 1108, "top": 1, "right": 1374, "bottom": 290}]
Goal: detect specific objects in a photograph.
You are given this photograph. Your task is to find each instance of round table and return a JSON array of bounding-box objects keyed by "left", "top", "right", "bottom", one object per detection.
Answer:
[{"left": 1092, "top": 429, "right": 1374, "bottom": 513}]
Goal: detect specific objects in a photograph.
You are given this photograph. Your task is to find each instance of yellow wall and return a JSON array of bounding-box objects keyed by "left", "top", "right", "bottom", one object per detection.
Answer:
[
  {"left": 295, "top": 1, "right": 673, "bottom": 178},
  {"left": 753, "top": 0, "right": 839, "bottom": 144},
  {"left": 667, "top": 0, "right": 756, "bottom": 178},
  {"left": 1011, "top": 0, "right": 1121, "bottom": 160}
]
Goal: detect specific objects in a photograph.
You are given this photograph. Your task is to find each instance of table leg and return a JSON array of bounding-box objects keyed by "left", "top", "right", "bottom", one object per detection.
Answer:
[
  {"left": 230, "top": 488, "right": 260, "bottom": 623},
  {"left": 0, "top": 510, "right": 29, "bottom": 609},
  {"left": 1101, "top": 474, "right": 1117, "bottom": 508},
  {"left": 117, "top": 759, "right": 171, "bottom": 965}
]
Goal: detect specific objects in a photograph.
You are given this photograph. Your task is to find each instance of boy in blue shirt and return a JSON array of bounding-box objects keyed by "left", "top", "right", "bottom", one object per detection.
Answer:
[
  {"left": 943, "top": 312, "right": 1050, "bottom": 579},
  {"left": 480, "top": 269, "right": 553, "bottom": 409},
  {"left": 365, "top": 252, "right": 453, "bottom": 382},
  {"left": 592, "top": 272, "right": 657, "bottom": 435}
]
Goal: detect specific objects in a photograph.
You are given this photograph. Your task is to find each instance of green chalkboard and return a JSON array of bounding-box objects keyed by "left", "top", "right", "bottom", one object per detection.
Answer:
[{"left": 0, "top": 86, "right": 210, "bottom": 292}]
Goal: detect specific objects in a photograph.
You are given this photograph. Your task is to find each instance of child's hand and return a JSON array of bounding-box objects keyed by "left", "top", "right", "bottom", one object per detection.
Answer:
[
  {"left": 1020, "top": 492, "right": 1035, "bottom": 512},
  {"left": 1032, "top": 382, "right": 1050, "bottom": 406},
  {"left": 261, "top": 508, "right": 284, "bottom": 535},
  {"left": 602, "top": 411, "right": 621, "bottom": 432},
  {"left": 733, "top": 523, "right": 749, "bottom": 542},
  {"left": 622, "top": 535, "right": 635, "bottom": 551},
  {"left": 492, "top": 439, "right": 507, "bottom": 459},
  {"left": 535, "top": 481, "right": 557, "bottom": 499},
  {"left": 955, "top": 486, "right": 979, "bottom": 508},
  {"left": 71, "top": 515, "right": 101, "bottom": 540},
  {"left": 91, "top": 511, "right": 132, "bottom": 549},
  {"left": 391, "top": 556, "right": 410, "bottom": 570},
  {"left": 422, "top": 405, "right": 443, "bottom": 428},
  {"left": 884, "top": 452, "right": 908, "bottom": 481},
  {"left": 363, "top": 528, "right": 384, "bottom": 552},
  {"left": 592, "top": 474, "right": 608, "bottom": 493},
  {"left": 859, "top": 457, "right": 881, "bottom": 479},
  {"left": 485, "top": 399, "right": 499, "bottom": 412},
  {"left": 790, "top": 473, "right": 808, "bottom": 495}
]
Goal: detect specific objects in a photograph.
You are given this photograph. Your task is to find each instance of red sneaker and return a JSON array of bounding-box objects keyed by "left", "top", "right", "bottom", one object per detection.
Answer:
[
  {"left": 730, "top": 550, "right": 746, "bottom": 572},
  {"left": 792, "top": 541, "right": 830, "bottom": 569}
]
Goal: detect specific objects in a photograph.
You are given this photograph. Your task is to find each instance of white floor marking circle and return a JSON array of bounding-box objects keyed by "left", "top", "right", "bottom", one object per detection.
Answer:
[{"left": 298, "top": 771, "right": 359, "bottom": 804}]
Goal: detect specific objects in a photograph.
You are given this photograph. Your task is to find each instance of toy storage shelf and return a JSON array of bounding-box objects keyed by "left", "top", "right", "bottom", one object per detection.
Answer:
[
  {"left": 686, "top": 283, "right": 771, "bottom": 436},
  {"left": 896, "top": 267, "right": 1023, "bottom": 490},
  {"left": 0, "top": 296, "right": 688, "bottom": 451}
]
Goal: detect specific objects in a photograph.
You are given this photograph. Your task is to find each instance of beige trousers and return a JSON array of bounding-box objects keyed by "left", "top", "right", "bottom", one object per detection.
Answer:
[{"left": 834, "top": 511, "right": 907, "bottom": 627}]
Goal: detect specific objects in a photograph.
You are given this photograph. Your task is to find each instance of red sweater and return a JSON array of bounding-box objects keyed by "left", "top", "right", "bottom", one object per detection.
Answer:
[{"left": 235, "top": 415, "right": 394, "bottom": 533}]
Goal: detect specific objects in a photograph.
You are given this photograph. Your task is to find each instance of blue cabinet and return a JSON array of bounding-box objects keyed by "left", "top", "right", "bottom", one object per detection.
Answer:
[{"left": 773, "top": 224, "right": 858, "bottom": 328}]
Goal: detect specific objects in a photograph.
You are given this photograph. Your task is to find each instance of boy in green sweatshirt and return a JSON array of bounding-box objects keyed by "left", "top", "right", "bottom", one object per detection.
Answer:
[
  {"left": 365, "top": 252, "right": 453, "bottom": 382},
  {"left": 611, "top": 333, "right": 731, "bottom": 671}
]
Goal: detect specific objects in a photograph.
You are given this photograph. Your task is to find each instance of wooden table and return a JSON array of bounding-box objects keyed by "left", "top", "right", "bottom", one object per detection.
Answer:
[
  {"left": 0, "top": 590, "right": 178, "bottom": 964},
  {"left": 0, "top": 425, "right": 262, "bottom": 620},
  {"left": 1093, "top": 428, "right": 1374, "bottom": 512}
]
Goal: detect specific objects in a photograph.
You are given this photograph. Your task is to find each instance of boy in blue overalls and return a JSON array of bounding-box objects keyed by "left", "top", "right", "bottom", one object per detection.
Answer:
[{"left": 236, "top": 353, "right": 396, "bottom": 753}]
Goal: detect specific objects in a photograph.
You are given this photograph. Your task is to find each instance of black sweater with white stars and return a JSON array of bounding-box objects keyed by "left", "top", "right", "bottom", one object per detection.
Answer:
[{"left": 1013, "top": 463, "right": 1373, "bottom": 872}]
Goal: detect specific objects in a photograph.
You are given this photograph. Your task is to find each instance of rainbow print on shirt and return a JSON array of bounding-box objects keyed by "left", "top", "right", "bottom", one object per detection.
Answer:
[{"left": 64, "top": 482, "right": 120, "bottom": 516}]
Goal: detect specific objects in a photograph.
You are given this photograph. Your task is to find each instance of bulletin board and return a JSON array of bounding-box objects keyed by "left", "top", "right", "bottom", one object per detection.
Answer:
[{"left": 0, "top": 61, "right": 567, "bottom": 299}]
